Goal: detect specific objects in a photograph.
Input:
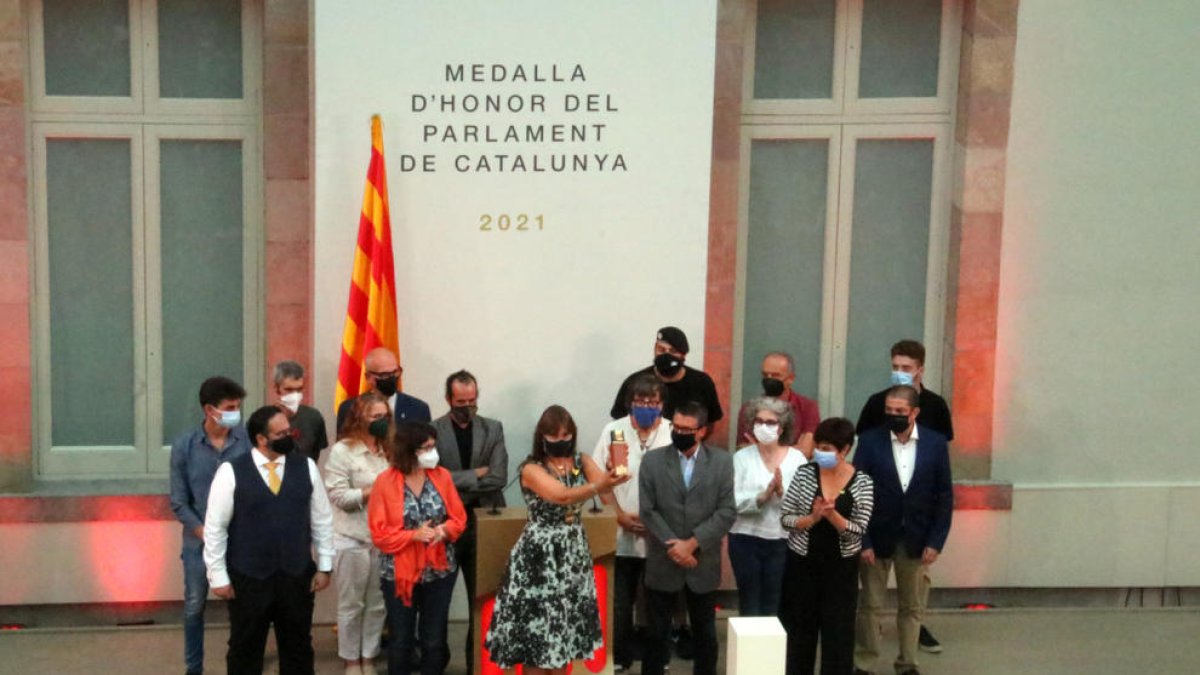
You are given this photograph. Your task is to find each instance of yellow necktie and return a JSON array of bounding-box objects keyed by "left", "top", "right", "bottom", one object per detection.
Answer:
[{"left": 265, "top": 462, "right": 281, "bottom": 495}]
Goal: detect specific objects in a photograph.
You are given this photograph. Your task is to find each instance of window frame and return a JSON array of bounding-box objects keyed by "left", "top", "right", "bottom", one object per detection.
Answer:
[
  {"left": 741, "top": 0, "right": 961, "bottom": 118},
  {"left": 732, "top": 0, "right": 959, "bottom": 444},
  {"left": 28, "top": 0, "right": 262, "bottom": 119},
  {"left": 27, "top": 0, "right": 264, "bottom": 479}
]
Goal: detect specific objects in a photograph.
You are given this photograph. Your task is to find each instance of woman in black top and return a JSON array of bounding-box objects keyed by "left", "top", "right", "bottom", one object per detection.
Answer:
[{"left": 779, "top": 417, "right": 874, "bottom": 675}]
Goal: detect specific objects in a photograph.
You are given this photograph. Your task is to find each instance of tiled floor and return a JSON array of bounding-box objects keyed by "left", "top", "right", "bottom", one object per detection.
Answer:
[{"left": 2, "top": 608, "right": 1199, "bottom": 674}]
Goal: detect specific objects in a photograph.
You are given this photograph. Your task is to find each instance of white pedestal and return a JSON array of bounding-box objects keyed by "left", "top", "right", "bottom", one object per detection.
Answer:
[{"left": 727, "top": 616, "right": 787, "bottom": 675}]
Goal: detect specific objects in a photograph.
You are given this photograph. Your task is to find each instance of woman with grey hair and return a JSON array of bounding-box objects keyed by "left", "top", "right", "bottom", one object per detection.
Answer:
[{"left": 728, "top": 396, "right": 808, "bottom": 616}]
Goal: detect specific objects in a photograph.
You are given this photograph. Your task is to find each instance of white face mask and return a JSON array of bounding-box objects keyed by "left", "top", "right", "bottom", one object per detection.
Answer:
[
  {"left": 753, "top": 423, "right": 780, "bottom": 445},
  {"left": 279, "top": 392, "right": 303, "bottom": 413},
  {"left": 417, "top": 447, "right": 440, "bottom": 470}
]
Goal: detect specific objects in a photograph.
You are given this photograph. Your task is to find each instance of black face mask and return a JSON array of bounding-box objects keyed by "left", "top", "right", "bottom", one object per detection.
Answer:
[
  {"left": 544, "top": 439, "right": 575, "bottom": 458},
  {"left": 374, "top": 376, "right": 399, "bottom": 397},
  {"left": 654, "top": 353, "right": 683, "bottom": 378},
  {"left": 270, "top": 435, "right": 297, "bottom": 455},
  {"left": 671, "top": 431, "right": 697, "bottom": 452},
  {"left": 450, "top": 404, "right": 477, "bottom": 425},
  {"left": 762, "top": 377, "right": 786, "bottom": 397},
  {"left": 368, "top": 418, "right": 390, "bottom": 439},
  {"left": 885, "top": 413, "right": 911, "bottom": 434}
]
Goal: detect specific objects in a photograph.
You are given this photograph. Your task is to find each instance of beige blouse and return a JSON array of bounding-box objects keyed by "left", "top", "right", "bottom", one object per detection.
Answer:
[{"left": 324, "top": 438, "right": 390, "bottom": 545}]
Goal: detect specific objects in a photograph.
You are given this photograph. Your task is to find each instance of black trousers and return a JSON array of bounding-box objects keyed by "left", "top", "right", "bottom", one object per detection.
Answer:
[
  {"left": 227, "top": 565, "right": 316, "bottom": 675},
  {"left": 644, "top": 586, "right": 717, "bottom": 675},
  {"left": 613, "top": 556, "right": 646, "bottom": 667},
  {"left": 779, "top": 550, "right": 859, "bottom": 675},
  {"left": 454, "top": 508, "right": 478, "bottom": 672}
]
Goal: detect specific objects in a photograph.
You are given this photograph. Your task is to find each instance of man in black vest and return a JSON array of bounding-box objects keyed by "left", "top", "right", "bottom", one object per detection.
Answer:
[{"left": 204, "top": 405, "right": 335, "bottom": 675}]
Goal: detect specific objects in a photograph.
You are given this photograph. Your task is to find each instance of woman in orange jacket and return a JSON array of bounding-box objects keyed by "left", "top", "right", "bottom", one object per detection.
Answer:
[{"left": 368, "top": 420, "right": 467, "bottom": 675}]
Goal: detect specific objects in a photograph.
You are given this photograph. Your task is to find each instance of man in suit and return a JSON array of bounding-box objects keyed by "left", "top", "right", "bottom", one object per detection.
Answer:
[
  {"left": 204, "top": 405, "right": 335, "bottom": 675},
  {"left": 852, "top": 385, "right": 953, "bottom": 675},
  {"left": 336, "top": 347, "right": 430, "bottom": 433},
  {"left": 639, "top": 401, "right": 735, "bottom": 675},
  {"left": 431, "top": 369, "right": 508, "bottom": 672}
]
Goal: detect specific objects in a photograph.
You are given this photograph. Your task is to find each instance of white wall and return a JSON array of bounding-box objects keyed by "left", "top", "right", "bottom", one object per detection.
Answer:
[
  {"left": 311, "top": 1, "right": 718, "bottom": 503},
  {"left": 977, "top": 0, "right": 1200, "bottom": 585}
]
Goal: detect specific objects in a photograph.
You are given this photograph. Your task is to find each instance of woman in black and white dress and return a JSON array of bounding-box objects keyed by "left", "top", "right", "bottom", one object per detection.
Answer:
[
  {"left": 484, "top": 405, "right": 629, "bottom": 675},
  {"left": 779, "top": 417, "right": 873, "bottom": 675}
]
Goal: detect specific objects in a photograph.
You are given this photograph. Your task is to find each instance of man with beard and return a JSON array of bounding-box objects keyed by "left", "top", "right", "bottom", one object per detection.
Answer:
[{"left": 431, "top": 369, "right": 508, "bottom": 673}]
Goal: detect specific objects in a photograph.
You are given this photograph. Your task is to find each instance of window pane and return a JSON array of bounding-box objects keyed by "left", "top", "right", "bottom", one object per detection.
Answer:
[
  {"left": 42, "top": 0, "right": 131, "bottom": 97},
  {"left": 160, "top": 140, "right": 244, "bottom": 440},
  {"left": 859, "top": 0, "right": 942, "bottom": 98},
  {"left": 158, "top": 0, "right": 244, "bottom": 99},
  {"left": 754, "top": 0, "right": 836, "bottom": 100},
  {"left": 845, "top": 139, "right": 933, "bottom": 417},
  {"left": 47, "top": 139, "right": 136, "bottom": 445},
  {"left": 742, "top": 140, "right": 829, "bottom": 407}
]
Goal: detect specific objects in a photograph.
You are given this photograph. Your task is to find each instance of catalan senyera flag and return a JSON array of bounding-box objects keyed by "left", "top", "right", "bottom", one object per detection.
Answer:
[{"left": 335, "top": 115, "right": 399, "bottom": 412}]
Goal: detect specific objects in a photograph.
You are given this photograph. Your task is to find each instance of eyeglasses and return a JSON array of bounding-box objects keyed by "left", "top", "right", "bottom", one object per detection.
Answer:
[
  {"left": 366, "top": 367, "right": 403, "bottom": 378},
  {"left": 752, "top": 418, "right": 780, "bottom": 427},
  {"left": 631, "top": 398, "right": 661, "bottom": 407},
  {"left": 674, "top": 425, "right": 701, "bottom": 434}
]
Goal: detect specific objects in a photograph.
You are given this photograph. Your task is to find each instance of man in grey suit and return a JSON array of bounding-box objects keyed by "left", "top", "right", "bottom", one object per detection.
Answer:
[
  {"left": 431, "top": 369, "right": 508, "bottom": 672},
  {"left": 639, "top": 401, "right": 735, "bottom": 675}
]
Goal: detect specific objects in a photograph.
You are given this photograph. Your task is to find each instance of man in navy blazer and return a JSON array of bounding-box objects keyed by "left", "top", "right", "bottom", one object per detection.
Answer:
[
  {"left": 335, "top": 347, "right": 430, "bottom": 433},
  {"left": 852, "top": 385, "right": 953, "bottom": 675}
]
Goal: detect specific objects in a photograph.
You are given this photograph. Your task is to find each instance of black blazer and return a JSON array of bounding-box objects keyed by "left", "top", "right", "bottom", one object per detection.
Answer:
[{"left": 852, "top": 425, "right": 953, "bottom": 559}]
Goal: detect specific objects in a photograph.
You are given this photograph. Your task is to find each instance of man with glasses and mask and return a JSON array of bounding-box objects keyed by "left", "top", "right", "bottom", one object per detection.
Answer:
[
  {"left": 170, "top": 375, "right": 252, "bottom": 675},
  {"left": 204, "top": 405, "right": 335, "bottom": 675},
  {"left": 611, "top": 327, "right": 723, "bottom": 425},
  {"left": 430, "top": 369, "right": 508, "bottom": 673},
  {"left": 851, "top": 386, "right": 953, "bottom": 675},
  {"left": 336, "top": 347, "right": 431, "bottom": 434},
  {"left": 736, "top": 351, "right": 820, "bottom": 455},
  {"left": 638, "top": 401, "right": 735, "bottom": 675},
  {"left": 593, "top": 373, "right": 674, "bottom": 672}
]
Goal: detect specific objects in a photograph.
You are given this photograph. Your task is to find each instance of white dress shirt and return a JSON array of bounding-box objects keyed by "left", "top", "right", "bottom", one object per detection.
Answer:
[
  {"left": 731, "top": 444, "right": 808, "bottom": 539},
  {"left": 591, "top": 416, "right": 674, "bottom": 558},
  {"left": 203, "top": 448, "right": 335, "bottom": 588},
  {"left": 890, "top": 425, "right": 920, "bottom": 493}
]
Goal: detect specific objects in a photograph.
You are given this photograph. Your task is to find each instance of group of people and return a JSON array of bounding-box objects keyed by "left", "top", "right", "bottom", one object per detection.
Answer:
[
  {"left": 593, "top": 333, "right": 954, "bottom": 675},
  {"left": 168, "top": 328, "right": 954, "bottom": 675}
]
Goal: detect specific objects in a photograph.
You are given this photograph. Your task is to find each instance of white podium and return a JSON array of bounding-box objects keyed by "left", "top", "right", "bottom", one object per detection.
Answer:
[{"left": 727, "top": 616, "right": 787, "bottom": 675}]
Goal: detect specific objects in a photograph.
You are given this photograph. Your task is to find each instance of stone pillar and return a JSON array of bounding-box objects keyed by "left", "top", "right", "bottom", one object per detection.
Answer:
[
  {"left": 262, "top": 0, "right": 315, "bottom": 396},
  {"left": 0, "top": 0, "right": 32, "bottom": 491}
]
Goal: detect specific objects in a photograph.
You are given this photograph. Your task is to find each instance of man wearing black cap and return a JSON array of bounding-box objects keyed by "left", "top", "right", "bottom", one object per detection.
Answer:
[{"left": 611, "top": 326, "right": 724, "bottom": 424}]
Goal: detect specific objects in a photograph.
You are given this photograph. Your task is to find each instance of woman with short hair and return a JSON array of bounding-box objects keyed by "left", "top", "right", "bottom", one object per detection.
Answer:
[
  {"left": 729, "top": 396, "right": 809, "bottom": 617},
  {"left": 779, "top": 417, "right": 874, "bottom": 675}
]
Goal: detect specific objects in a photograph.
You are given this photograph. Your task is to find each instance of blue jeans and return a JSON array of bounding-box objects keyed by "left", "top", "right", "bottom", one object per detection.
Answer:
[
  {"left": 382, "top": 573, "right": 455, "bottom": 675},
  {"left": 727, "top": 533, "right": 788, "bottom": 617},
  {"left": 182, "top": 545, "right": 209, "bottom": 673}
]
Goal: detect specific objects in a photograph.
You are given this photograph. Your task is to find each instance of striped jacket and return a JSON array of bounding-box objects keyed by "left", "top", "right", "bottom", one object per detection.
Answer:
[{"left": 780, "top": 463, "right": 873, "bottom": 557}]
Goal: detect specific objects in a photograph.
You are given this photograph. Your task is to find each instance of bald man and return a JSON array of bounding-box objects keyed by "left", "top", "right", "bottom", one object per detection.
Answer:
[{"left": 336, "top": 347, "right": 430, "bottom": 433}]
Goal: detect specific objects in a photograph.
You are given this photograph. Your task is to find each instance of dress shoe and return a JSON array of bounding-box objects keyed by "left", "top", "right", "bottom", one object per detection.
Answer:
[{"left": 918, "top": 624, "right": 943, "bottom": 653}]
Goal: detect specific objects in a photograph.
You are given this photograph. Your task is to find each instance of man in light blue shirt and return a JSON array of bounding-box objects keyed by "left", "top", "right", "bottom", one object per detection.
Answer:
[{"left": 169, "top": 376, "right": 251, "bottom": 675}]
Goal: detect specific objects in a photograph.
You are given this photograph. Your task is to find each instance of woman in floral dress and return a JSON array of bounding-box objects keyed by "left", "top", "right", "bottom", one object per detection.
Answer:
[{"left": 485, "top": 405, "right": 629, "bottom": 675}]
